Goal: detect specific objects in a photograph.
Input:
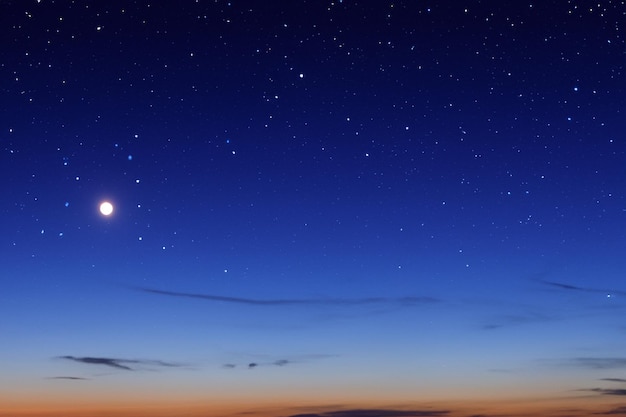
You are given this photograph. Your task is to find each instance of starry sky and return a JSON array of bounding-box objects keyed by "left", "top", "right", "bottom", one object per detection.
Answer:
[{"left": 1, "top": 1, "right": 625, "bottom": 416}]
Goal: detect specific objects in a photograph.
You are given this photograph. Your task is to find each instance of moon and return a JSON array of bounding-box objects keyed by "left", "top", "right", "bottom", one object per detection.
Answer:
[{"left": 99, "top": 201, "right": 114, "bottom": 216}]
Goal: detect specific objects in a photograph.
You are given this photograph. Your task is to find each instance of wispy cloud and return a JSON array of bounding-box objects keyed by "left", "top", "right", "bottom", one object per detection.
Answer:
[
  {"left": 583, "top": 388, "right": 626, "bottom": 396},
  {"left": 246, "top": 359, "right": 290, "bottom": 369},
  {"left": 283, "top": 410, "right": 450, "bottom": 417},
  {"left": 46, "top": 376, "right": 89, "bottom": 380},
  {"left": 57, "top": 355, "right": 182, "bottom": 371},
  {"left": 224, "top": 354, "right": 334, "bottom": 370},
  {"left": 600, "top": 378, "right": 626, "bottom": 383},
  {"left": 567, "top": 357, "right": 626, "bottom": 370},
  {"left": 58, "top": 356, "right": 133, "bottom": 370},
  {"left": 246, "top": 359, "right": 288, "bottom": 369},
  {"left": 579, "top": 370, "right": 626, "bottom": 397},
  {"left": 133, "top": 286, "right": 439, "bottom": 307},
  {"left": 539, "top": 280, "right": 626, "bottom": 297}
]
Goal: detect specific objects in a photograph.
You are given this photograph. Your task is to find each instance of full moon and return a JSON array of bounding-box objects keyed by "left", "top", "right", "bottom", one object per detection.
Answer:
[{"left": 99, "top": 201, "right": 114, "bottom": 216}]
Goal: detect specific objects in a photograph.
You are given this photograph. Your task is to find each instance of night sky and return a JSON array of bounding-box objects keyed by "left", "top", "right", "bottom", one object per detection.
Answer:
[{"left": 1, "top": 1, "right": 625, "bottom": 416}]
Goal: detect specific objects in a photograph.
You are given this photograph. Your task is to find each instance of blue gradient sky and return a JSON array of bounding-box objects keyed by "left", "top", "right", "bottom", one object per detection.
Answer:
[{"left": 1, "top": 1, "right": 625, "bottom": 416}]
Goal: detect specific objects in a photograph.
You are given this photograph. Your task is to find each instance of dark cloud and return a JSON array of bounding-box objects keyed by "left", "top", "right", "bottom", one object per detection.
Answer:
[
  {"left": 58, "top": 355, "right": 182, "bottom": 371},
  {"left": 46, "top": 376, "right": 89, "bottom": 380},
  {"left": 600, "top": 378, "right": 626, "bottom": 383},
  {"left": 224, "top": 354, "right": 333, "bottom": 370},
  {"left": 584, "top": 388, "right": 626, "bottom": 396},
  {"left": 133, "top": 286, "right": 439, "bottom": 307},
  {"left": 540, "top": 280, "right": 626, "bottom": 296},
  {"left": 59, "top": 356, "right": 133, "bottom": 370},
  {"left": 594, "top": 406, "right": 626, "bottom": 415},
  {"left": 242, "top": 360, "right": 288, "bottom": 369},
  {"left": 284, "top": 409, "right": 449, "bottom": 417}
]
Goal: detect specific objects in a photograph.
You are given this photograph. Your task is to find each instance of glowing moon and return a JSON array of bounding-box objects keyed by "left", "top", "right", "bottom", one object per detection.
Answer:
[{"left": 99, "top": 201, "right": 114, "bottom": 216}]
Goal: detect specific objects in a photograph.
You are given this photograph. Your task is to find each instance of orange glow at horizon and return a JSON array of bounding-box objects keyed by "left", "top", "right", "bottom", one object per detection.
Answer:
[{"left": 0, "top": 393, "right": 617, "bottom": 417}]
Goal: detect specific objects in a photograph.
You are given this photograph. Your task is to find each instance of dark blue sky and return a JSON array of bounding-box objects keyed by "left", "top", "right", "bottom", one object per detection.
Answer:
[{"left": 1, "top": 1, "right": 625, "bottom": 416}]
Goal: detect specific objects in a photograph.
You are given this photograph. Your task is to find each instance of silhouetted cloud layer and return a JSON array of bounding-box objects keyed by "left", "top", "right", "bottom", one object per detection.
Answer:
[
  {"left": 134, "top": 286, "right": 438, "bottom": 307},
  {"left": 285, "top": 409, "right": 449, "bottom": 417},
  {"left": 46, "top": 376, "right": 89, "bottom": 380},
  {"left": 594, "top": 406, "right": 626, "bottom": 415},
  {"left": 58, "top": 355, "right": 181, "bottom": 371}
]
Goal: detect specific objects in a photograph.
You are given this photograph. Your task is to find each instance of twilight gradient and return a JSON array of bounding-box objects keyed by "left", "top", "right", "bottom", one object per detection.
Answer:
[{"left": 1, "top": 1, "right": 625, "bottom": 416}]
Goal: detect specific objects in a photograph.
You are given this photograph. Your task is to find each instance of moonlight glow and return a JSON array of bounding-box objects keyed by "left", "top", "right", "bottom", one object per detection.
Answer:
[{"left": 99, "top": 201, "right": 114, "bottom": 216}]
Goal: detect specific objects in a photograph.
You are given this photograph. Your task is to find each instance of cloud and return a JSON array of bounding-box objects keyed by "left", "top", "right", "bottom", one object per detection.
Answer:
[
  {"left": 544, "top": 357, "right": 626, "bottom": 371},
  {"left": 567, "top": 357, "right": 626, "bottom": 370},
  {"left": 600, "top": 378, "right": 626, "bottom": 383},
  {"left": 284, "top": 410, "right": 450, "bottom": 417},
  {"left": 224, "top": 359, "right": 294, "bottom": 369},
  {"left": 539, "top": 280, "right": 626, "bottom": 296},
  {"left": 133, "top": 286, "right": 439, "bottom": 307},
  {"left": 46, "top": 376, "right": 89, "bottom": 380},
  {"left": 57, "top": 356, "right": 182, "bottom": 371},
  {"left": 58, "top": 356, "right": 133, "bottom": 370},
  {"left": 248, "top": 359, "right": 289, "bottom": 368},
  {"left": 594, "top": 406, "right": 626, "bottom": 415},
  {"left": 584, "top": 388, "right": 626, "bottom": 396},
  {"left": 223, "top": 353, "right": 334, "bottom": 370}
]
